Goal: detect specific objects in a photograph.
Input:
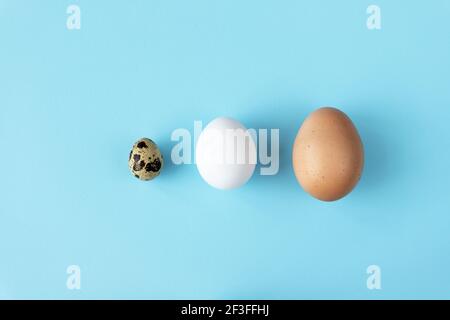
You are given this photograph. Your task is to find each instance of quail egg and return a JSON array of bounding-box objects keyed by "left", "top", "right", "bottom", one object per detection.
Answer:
[{"left": 128, "top": 138, "right": 163, "bottom": 180}]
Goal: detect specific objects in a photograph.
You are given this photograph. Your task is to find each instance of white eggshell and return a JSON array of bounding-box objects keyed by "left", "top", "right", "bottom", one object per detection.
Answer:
[{"left": 195, "top": 117, "right": 256, "bottom": 190}]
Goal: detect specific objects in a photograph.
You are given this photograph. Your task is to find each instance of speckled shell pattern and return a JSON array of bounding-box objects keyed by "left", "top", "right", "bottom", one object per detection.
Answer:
[{"left": 128, "top": 138, "right": 163, "bottom": 180}]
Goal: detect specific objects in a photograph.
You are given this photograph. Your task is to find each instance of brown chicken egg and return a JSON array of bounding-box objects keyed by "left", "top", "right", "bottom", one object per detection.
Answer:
[{"left": 292, "top": 107, "right": 364, "bottom": 201}]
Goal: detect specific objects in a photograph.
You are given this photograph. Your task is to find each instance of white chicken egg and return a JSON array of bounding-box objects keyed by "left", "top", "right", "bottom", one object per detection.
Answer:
[{"left": 195, "top": 117, "right": 256, "bottom": 190}]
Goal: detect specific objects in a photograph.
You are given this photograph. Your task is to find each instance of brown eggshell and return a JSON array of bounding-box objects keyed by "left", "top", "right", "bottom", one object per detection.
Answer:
[{"left": 292, "top": 107, "right": 364, "bottom": 201}]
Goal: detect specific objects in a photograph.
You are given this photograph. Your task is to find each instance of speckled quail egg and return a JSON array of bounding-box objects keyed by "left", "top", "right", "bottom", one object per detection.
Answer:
[{"left": 128, "top": 138, "right": 163, "bottom": 180}]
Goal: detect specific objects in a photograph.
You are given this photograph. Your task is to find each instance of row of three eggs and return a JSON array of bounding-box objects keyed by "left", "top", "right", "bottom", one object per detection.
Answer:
[{"left": 129, "top": 107, "right": 364, "bottom": 201}]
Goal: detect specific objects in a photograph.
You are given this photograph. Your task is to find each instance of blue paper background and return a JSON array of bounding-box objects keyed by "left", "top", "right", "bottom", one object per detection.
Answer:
[{"left": 1, "top": 0, "right": 450, "bottom": 299}]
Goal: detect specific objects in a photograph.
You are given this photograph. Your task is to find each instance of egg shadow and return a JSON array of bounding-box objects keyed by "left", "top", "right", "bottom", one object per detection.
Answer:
[
  {"left": 237, "top": 99, "right": 313, "bottom": 195},
  {"left": 343, "top": 102, "right": 403, "bottom": 197},
  {"left": 154, "top": 129, "right": 186, "bottom": 181}
]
